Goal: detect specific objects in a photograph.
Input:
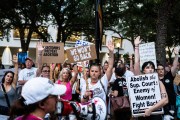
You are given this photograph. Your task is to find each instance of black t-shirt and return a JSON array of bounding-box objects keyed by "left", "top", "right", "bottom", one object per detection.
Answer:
[
  {"left": 160, "top": 71, "right": 176, "bottom": 114},
  {"left": 111, "top": 78, "right": 127, "bottom": 97}
]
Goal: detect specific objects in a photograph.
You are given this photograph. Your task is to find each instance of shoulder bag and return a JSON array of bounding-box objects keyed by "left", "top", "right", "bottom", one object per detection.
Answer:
[
  {"left": 110, "top": 79, "right": 130, "bottom": 112},
  {"left": 0, "top": 84, "right": 10, "bottom": 115}
]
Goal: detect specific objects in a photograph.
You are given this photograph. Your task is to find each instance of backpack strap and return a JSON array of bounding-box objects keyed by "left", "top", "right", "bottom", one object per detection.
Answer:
[
  {"left": 1, "top": 84, "right": 10, "bottom": 108},
  {"left": 100, "top": 80, "right": 106, "bottom": 94}
]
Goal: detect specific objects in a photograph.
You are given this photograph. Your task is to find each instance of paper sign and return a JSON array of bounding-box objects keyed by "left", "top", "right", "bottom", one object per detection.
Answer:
[
  {"left": 75, "top": 40, "right": 90, "bottom": 47},
  {"left": 66, "top": 44, "right": 97, "bottom": 63},
  {"left": 127, "top": 73, "right": 163, "bottom": 117},
  {"left": 36, "top": 42, "right": 64, "bottom": 64},
  {"left": 17, "top": 52, "right": 28, "bottom": 64},
  {"left": 139, "top": 42, "right": 157, "bottom": 69}
]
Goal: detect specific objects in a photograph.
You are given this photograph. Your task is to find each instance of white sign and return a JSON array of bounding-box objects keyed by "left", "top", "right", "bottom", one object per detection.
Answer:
[
  {"left": 139, "top": 42, "right": 157, "bottom": 69},
  {"left": 127, "top": 73, "right": 163, "bottom": 117}
]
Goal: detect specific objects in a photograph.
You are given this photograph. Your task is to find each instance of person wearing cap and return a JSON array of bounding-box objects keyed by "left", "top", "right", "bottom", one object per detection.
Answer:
[
  {"left": 18, "top": 57, "right": 38, "bottom": 85},
  {"left": 8, "top": 77, "right": 66, "bottom": 120}
]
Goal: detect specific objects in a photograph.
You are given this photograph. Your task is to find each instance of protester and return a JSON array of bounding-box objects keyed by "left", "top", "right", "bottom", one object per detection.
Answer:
[
  {"left": 110, "top": 67, "right": 131, "bottom": 120},
  {"left": 102, "top": 60, "right": 109, "bottom": 75},
  {"left": 76, "top": 67, "right": 90, "bottom": 99},
  {"left": 156, "top": 47, "right": 179, "bottom": 119},
  {"left": 18, "top": 57, "right": 38, "bottom": 85},
  {"left": 36, "top": 42, "right": 56, "bottom": 82},
  {"left": 0, "top": 55, "right": 18, "bottom": 116},
  {"left": 134, "top": 36, "right": 168, "bottom": 119},
  {"left": 56, "top": 65, "right": 78, "bottom": 101},
  {"left": 81, "top": 41, "right": 114, "bottom": 103},
  {"left": 8, "top": 77, "right": 66, "bottom": 120}
]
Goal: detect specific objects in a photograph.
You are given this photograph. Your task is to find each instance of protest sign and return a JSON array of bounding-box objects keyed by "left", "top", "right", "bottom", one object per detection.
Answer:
[
  {"left": 36, "top": 42, "right": 64, "bottom": 64},
  {"left": 75, "top": 40, "right": 90, "bottom": 47},
  {"left": 139, "top": 42, "right": 157, "bottom": 69},
  {"left": 66, "top": 44, "right": 97, "bottom": 63},
  {"left": 17, "top": 52, "right": 28, "bottom": 64},
  {"left": 127, "top": 73, "right": 163, "bottom": 117}
]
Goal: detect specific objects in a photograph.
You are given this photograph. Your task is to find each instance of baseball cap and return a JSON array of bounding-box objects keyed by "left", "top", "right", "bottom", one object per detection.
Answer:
[
  {"left": 21, "top": 77, "right": 66, "bottom": 105},
  {"left": 25, "top": 57, "right": 33, "bottom": 62}
]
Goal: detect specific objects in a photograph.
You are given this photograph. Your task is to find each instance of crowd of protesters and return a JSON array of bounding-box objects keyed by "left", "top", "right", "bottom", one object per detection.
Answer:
[{"left": 0, "top": 37, "right": 180, "bottom": 120}]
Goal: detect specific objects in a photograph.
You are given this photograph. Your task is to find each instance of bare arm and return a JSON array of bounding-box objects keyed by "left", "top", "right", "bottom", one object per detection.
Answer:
[
  {"left": 12, "top": 55, "right": 18, "bottom": 88},
  {"left": 70, "top": 65, "right": 78, "bottom": 87},
  {"left": 129, "top": 54, "right": 134, "bottom": 73},
  {"left": 106, "top": 41, "right": 114, "bottom": 81},
  {"left": 18, "top": 80, "right": 27, "bottom": 85},
  {"left": 134, "top": 36, "right": 141, "bottom": 75},
  {"left": 75, "top": 79, "right": 81, "bottom": 95},
  {"left": 144, "top": 81, "right": 168, "bottom": 116},
  {"left": 171, "top": 47, "right": 179, "bottom": 77},
  {"left": 36, "top": 42, "right": 44, "bottom": 77}
]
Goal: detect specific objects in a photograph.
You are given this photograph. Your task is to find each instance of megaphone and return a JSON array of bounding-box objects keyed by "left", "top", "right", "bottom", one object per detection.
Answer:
[{"left": 56, "top": 97, "right": 107, "bottom": 120}]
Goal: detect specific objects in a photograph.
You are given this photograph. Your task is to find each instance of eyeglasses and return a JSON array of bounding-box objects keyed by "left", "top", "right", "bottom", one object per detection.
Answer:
[{"left": 42, "top": 70, "right": 50, "bottom": 73}]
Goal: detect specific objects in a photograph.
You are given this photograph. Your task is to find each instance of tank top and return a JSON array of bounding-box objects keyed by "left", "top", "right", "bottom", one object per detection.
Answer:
[
  {"left": 0, "top": 86, "right": 16, "bottom": 107},
  {"left": 57, "top": 80, "right": 72, "bottom": 101}
]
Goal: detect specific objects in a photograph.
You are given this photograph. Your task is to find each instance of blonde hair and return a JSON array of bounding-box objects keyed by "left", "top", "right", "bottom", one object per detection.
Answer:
[{"left": 58, "top": 67, "right": 72, "bottom": 81}]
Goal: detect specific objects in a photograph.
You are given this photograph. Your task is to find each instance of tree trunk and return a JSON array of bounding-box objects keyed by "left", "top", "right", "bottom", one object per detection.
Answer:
[{"left": 155, "top": 0, "right": 169, "bottom": 66}]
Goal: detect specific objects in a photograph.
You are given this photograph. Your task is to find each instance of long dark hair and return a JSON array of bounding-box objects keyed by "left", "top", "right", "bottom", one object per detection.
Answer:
[{"left": 1, "top": 71, "right": 14, "bottom": 83}]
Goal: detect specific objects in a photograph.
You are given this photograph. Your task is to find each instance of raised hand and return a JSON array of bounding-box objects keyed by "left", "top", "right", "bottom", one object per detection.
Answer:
[
  {"left": 134, "top": 36, "right": 141, "bottom": 46},
  {"left": 12, "top": 55, "right": 18, "bottom": 65},
  {"left": 107, "top": 40, "right": 114, "bottom": 53},
  {"left": 173, "top": 47, "right": 179, "bottom": 55},
  {"left": 36, "top": 41, "right": 44, "bottom": 53}
]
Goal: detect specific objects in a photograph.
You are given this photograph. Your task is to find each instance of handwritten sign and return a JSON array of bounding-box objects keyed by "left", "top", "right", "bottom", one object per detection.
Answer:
[
  {"left": 127, "top": 73, "right": 163, "bottom": 117},
  {"left": 75, "top": 40, "right": 90, "bottom": 47},
  {"left": 66, "top": 44, "right": 97, "bottom": 63},
  {"left": 139, "top": 42, "right": 157, "bottom": 69},
  {"left": 36, "top": 42, "right": 64, "bottom": 64}
]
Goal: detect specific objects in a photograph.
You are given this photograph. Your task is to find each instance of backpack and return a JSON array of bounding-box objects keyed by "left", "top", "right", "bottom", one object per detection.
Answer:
[{"left": 174, "top": 84, "right": 180, "bottom": 118}]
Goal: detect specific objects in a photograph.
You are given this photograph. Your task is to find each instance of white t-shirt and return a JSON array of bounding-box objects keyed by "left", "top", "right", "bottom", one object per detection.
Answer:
[
  {"left": 109, "top": 72, "right": 116, "bottom": 83},
  {"left": 79, "top": 77, "right": 87, "bottom": 92},
  {"left": 81, "top": 74, "right": 108, "bottom": 102},
  {"left": 18, "top": 67, "right": 37, "bottom": 81},
  {"left": 123, "top": 70, "right": 134, "bottom": 79}
]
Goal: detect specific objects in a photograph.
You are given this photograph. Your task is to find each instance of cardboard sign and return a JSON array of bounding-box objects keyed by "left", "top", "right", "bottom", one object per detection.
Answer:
[
  {"left": 127, "top": 73, "right": 163, "bottom": 117},
  {"left": 66, "top": 44, "right": 97, "bottom": 63},
  {"left": 36, "top": 43, "right": 64, "bottom": 64},
  {"left": 139, "top": 42, "right": 157, "bottom": 69}
]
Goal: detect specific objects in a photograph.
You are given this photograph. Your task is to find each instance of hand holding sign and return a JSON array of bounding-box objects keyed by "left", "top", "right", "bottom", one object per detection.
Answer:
[
  {"left": 144, "top": 107, "right": 153, "bottom": 117},
  {"left": 134, "top": 36, "right": 141, "bottom": 46}
]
